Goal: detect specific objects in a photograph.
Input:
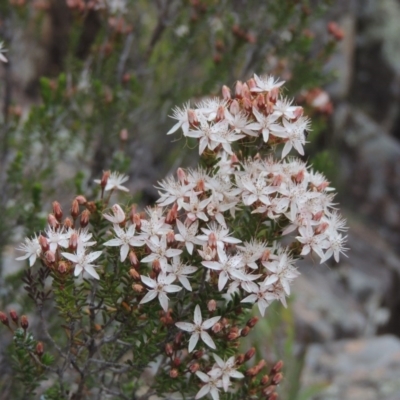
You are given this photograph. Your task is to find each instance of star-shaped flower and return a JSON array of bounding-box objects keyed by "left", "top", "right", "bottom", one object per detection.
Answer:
[
  {"left": 175, "top": 305, "right": 221, "bottom": 352},
  {"left": 62, "top": 248, "right": 102, "bottom": 279},
  {"left": 140, "top": 273, "right": 182, "bottom": 312},
  {"left": 195, "top": 371, "right": 223, "bottom": 400},
  {"left": 208, "top": 354, "right": 244, "bottom": 392},
  {"left": 103, "top": 224, "right": 144, "bottom": 261},
  {"left": 16, "top": 235, "right": 41, "bottom": 267}
]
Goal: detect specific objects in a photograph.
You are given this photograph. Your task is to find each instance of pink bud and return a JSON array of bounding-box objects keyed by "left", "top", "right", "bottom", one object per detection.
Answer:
[
  {"left": 229, "top": 100, "right": 240, "bottom": 115},
  {"left": 47, "top": 214, "right": 59, "bottom": 228},
  {"left": 235, "top": 81, "right": 243, "bottom": 98},
  {"left": 222, "top": 85, "right": 231, "bottom": 100},
  {"left": 177, "top": 167, "right": 187, "bottom": 183}
]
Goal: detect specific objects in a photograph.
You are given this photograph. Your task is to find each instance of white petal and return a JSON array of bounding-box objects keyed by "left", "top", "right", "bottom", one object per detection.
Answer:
[
  {"left": 139, "top": 290, "right": 158, "bottom": 305},
  {"left": 194, "top": 305, "right": 202, "bottom": 325},
  {"left": 202, "top": 316, "right": 221, "bottom": 329},
  {"left": 200, "top": 331, "right": 216, "bottom": 349},
  {"left": 175, "top": 322, "right": 195, "bottom": 332},
  {"left": 189, "top": 332, "right": 200, "bottom": 352},
  {"left": 84, "top": 264, "right": 100, "bottom": 280}
]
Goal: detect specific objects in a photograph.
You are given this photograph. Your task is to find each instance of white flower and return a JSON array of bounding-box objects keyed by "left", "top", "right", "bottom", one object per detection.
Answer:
[
  {"left": 175, "top": 305, "right": 221, "bottom": 352},
  {"left": 195, "top": 371, "right": 223, "bottom": 400},
  {"left": 62, "top": 248, "right": 102, "bottom": 280},
  {"left": 208, "top": 354, "right": 244, "bottom": 392},
  {"left": 197, "top": 223, "right": 241, "bottom": 250},
  {"left": 262, "top": 249, "right": 299, "bottom": 295},
  {"left": 182, "top": 191, "right": 210, "bottom": 222},
  {"left": 16, "top": 235, "right": 41, "bottom": 267},
  {"left": 202, "top": 250, "right": 246, "bottom": 291},
  {"left": 103, "top": 224, "right": 144, "bottom": 261},
  {"left": 103, "top": 204, "right": 126, "bottom": 224},
  {"left": 140, "top": 273, "right": 182, "bottom": 312},
  {"left": 95, "top": 172, "right": 129, "bottom": 192},
  {"left": 165, "top": 256, "right": 197, "bottom": 291},
  {"left": 273, "top": 117, "right": 310, "bottom": 158},
  {"left": 273, "top": 97, "right": 299, "bottom": 119},
  {"left": 175, "top": 220, "right": 203, "bottom": 255},
  {"left": 241, "top": 282, "right": 277, "bottom": 316},
  {"left": 320, "top": 231, "right": 348, "bottom": 263},
  {"left": 167, "top": 102, "right": 192, "bottom": 136},
  {"left": 141, "top": 235, "right": 182, "bottom": 271},
  {"left": 251, "top": 73, "right": 285, "bottom": 93},
  {"left": 45, "top": 226, "right": 68, "bottom": 252},
  {"left": 140, "top": 207, "right": 171, "bottom": 240},
  {"left": 296, "top": 225, "right": 326, "bottom": 260},
  {"left": 246, "top": 107, "right": 286, "bottom": 143}
]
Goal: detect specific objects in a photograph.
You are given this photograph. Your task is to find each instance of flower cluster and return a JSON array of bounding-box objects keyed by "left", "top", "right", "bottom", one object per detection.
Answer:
[{"left": 16, "top": 74, "right": 347, "bottom": 399}]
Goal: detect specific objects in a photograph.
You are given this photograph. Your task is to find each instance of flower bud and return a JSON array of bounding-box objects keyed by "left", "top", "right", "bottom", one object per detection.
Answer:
[
  {"left": 0, "top": 311, "right": 9, "bottom": 325},
  {"left": 247, "top": 77, "right": 256, "bottom": 90},
  {"left": 240, "top": 326, "right": 251, "bottom": 337},
  {"left": 71, "top": 199, "right": 80, "bottom": 219},
  {"left": 193, "top": 350, "right": 204, "bottom": 359},
  {"left": 133, "top": 214, "right": 141, "bottom": 230},
  {"left": 52, "top": 201, "right": 63, "bottom": 221},
  {"left": 247, "top": 316, "right": 259, "bottom": 328},
  {"left": 242, "top": 97, "right": 252, "bottom": 111},
  {"left": 75, "top": 195, "right": 87, "bottom": 205},
  {"left": 212, "top": 322, "right": 222, "bottom": 333},
  {"left": 128, "top": 251, "right": 139, "bottom": 268},
  {"left": 170, "top": 368, "right": 179, "bottom": 378},
  {"left": 229, "top": 100, "right": 240, "bottom": 115},
  {"left": 261, "top": 249, "right": 270, "bottom": 262},
  {"left": 80, "top": 209, "right": 90, "bottom": 227},
  {"left": 47, "top": 214, "right": 59, "bottom": 228},
  {"left": 222, "top": 85, "right": 231, "bottom": 100},
  {"left": 166, "top": 230, "right": 175, "bottom": 245},
  {"left": 245, "top": 347, "right": 256, "bottom": 361},
  {"left": 175, "top": 331, "right": 183, "bottom": 346},
  {"left": 267, "top": 392, "right": 278, "bottom": 400},
  {"left": 9, "top": 309, "right": 18, "bottom": 324},
  {"left": 208, "top": 232, "right": 217, "bottom": 248},
  {"left": 215, "top": 105, "right": 225, "bottom": 122},
  {"left": 235, "top": 80, "right": 243, "bottom": 98},
  {"left": 189, "top": 362, "right": 200, "bottom": 373},
  {"left": 256, "top": 93, "right": 265, "bottom": 109},
  {"left": 63, "top": 217, "right": 73, "bottom": 229},
  {"left": 272, "top": 372, "right": 283, "bottom": 385},
  {"left": 294, "top": 107, "right": 303, "bottom": 119},
  {"left": 236, "top": 354, "right": 245, "bottom": 365},
  {"left": 166, "top": 203, "right": 178, "bottom": 224},
  {"left": 36, "top": 341, "right": 44, "bottom": 357},
  {"left": 271, "top": 360, "right": 283, "bottom": 374},
  {"left": 129, "top": 268, "right": 141, "bottom": 280},
  {"left": 188, "top": 109, "right": 198, "bottom": 127},
  {"left": 20, "top": 315, "right": 29, "bottom": 330},
  {"left": 207, "top": 299, "right": 217, "bottom": 312},
  {"left": 227, "top": 326, "right": 239, "bottom": 341},
  {"left": 39, "top": 235, "right": 49, "bottom": 253},
  {"left": 45, "top": 250, "right": 56, "bottom": 265},
  {"left": 152, "top": 259, "right": 161, "bottom": 274},
  {"left": 261, "top": 375, "right": 270, "bottom": 385},
  {"left": 241, "top": 83, "right": 250, "bottom": 99},
  {"left": 262, "top": 385, "right": 277, "bottom": 396},
  {"left": 245, "top": 366, "right": 258, "bottom": 377},
  {"left": 67, "top": 233, "right": 78, "bottom": 252},
  {"left": 58, "top": 261, "right": 68, "bottom": 274},
  {"left": 165, "top": 343, "right": 174, "bottom": 357},
  {"left": 132, "top": 284, "right": 144, "bottom": 293},
  {"left": 100, "top": 170, "right": 110, "bottom": 188}
]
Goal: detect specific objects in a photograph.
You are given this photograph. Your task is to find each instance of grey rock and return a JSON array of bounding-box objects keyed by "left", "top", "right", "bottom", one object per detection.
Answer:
[{"left": 301, "top": 335, "right": 400, "bottom": 400}]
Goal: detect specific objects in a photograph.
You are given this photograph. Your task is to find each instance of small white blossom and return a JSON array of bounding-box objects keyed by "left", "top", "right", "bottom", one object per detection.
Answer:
[
  {"left": 140, "top": 273, "right": 182, "bottom": 312},
  {"left": 195, "top": 371, "right": 223, "bottom": 400},
  {"left": 103, "top": 224, "right": 144, "bottom": 261},
  {"left": 175, "top": 305, "right": 221, "bottom": 352},
  {"left": 16, "top": 235, "right": 41, "bottom": 267},
  {"left": 208, "top": 354, "right": 244, "bottom": 392},
  {"left": 62, "top": 248, "right": 102, "bottom": 280}
]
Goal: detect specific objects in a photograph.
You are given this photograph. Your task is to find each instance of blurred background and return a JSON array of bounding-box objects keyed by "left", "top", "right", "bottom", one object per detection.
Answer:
[{"left": 1, "top": 0, "right": 400, "bottom": 399}]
